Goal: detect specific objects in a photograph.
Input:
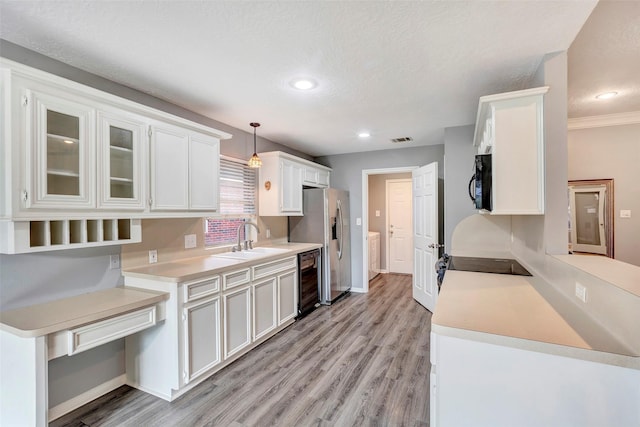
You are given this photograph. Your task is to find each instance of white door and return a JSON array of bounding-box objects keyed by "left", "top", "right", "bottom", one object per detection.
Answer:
[
  {"left": 387, "top": 180, "right": 413, "bottom": 274},
  {"left": 189, "top": 133, "right": 220, "bottom": 211},
  {"left": 412, "top": 162, "right": 439, "bottom": 312},
  {"left": 569, "top": 185, "right": 607, "bottom": 255},
  {"left": 182, "top": 295, "right": 221, "bottom": 384}
]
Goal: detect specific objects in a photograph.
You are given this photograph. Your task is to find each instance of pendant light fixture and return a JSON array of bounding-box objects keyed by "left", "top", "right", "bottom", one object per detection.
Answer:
[{"left": 248, "top": 122, "right": 262, "bottom": 168}]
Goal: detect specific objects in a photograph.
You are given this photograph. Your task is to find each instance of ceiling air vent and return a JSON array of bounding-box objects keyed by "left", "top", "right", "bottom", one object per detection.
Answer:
[{"left": 391, "top": 137, "right": 413, "bottom": 143}]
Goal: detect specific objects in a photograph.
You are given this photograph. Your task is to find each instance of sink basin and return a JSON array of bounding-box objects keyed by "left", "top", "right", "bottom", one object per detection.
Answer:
[
  {"left": 246, "top": 247, "right": 290, "bottom": 255},
  {"left": 214, "top": 247, "right": 290, "bottom": 260}
]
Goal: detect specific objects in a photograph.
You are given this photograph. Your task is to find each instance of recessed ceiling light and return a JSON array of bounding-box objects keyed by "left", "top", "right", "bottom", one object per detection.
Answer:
[
  {"left": 358, "top": 132, "right": 371, "bottom": 138},
  {"left": 290, "top": 78, "right": 317, "bottom": 90},
  {"left": 595, "top": 91, "right": 618, "bottom": 100}
]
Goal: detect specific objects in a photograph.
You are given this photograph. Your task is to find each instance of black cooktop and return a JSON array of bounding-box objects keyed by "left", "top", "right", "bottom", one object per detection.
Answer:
[{"left": 447, "top": 256, "right": 532, "bottom": 276}]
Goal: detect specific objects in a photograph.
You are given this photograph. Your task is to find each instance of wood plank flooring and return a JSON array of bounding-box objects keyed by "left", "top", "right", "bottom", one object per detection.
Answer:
[{"left": 52, "top": 273, "right": 432, "bottom": 427}]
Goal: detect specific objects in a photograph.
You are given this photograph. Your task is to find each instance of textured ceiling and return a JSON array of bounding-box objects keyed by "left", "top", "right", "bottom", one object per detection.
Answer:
[
  {"left": 568, "top": 0, "right": 640, "bottom": 118},
  {"left": 0, "top": 1, "right": 597, "bottom": 156}
]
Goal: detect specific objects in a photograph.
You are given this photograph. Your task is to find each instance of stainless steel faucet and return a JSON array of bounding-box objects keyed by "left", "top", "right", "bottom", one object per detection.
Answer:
[{"left": 233, "top": 221, "right": 260, "bottom": 252}]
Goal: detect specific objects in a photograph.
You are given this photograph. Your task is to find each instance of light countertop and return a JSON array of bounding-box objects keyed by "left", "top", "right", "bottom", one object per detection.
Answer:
[
  {"left": 553, "top": 254, "right": 640, "bottom": 297},
  {"left": 122, "top": 242, "right": 322, "bottom": 283},
  {"left": 432, "top": 270, "right": 639, "bottom": 369},
  {"left": 0, "top": 287, "right": 168, "bottom": 338}
]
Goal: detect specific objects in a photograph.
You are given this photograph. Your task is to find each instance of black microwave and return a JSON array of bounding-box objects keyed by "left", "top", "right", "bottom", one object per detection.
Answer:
[{"left": 468, "top": 154, "right": 492, "bottom": 211}]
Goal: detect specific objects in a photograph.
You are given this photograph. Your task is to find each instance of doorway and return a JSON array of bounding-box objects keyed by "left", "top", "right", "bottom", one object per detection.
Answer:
[
  {"left": 361, "top": 167, "right": 416, "bottom": 293},
  {"left": 568, "top": 179, "right": 614, "bottom": 257},
  {"left": 386, "top": 179, "right": 413, "bottom": 274}
]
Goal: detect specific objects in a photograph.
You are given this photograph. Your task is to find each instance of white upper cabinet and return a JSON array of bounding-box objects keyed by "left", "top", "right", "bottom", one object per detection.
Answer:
[
  {"left": 473, "top": 86, "right": 548, "bottom": 215},
  {"left": 258, "top": 151, "right": 331, "bottom": 216},
  {"left": 189, "top": 133, "right": 220, "bottom": 211},
  {"left": 97, "top": 110, "right": 146, "bottom": 210},
  {"left": 149, "top": 123, "right": 190, "bottom": 211},
  {"left": 149, "top": 123, "right": 220, "bottom": 212},
  {"left": 23, "top": 85, "right": 96, "bottom": 210},
  {"left": 0, "top": 59, "right": 230, "bottom": 253},
  {"left": 280, "top": 159, "right": 303, "bottom": 215},
  {"left": 1, "top": 59, "right": 230, "bottom": 221}
]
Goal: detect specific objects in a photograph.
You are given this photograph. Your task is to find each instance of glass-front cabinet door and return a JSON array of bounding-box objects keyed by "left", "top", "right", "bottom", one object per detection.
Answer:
[
  {"left": 26, "top": 90, "right": 95, "bottom": 209},
  {"left": 98, "top": 111, "right": 145, "bottom": 210}
]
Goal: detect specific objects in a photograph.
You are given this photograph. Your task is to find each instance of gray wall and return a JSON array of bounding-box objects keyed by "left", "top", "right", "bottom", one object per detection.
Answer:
[
  {"left": 0, "top": 40, "right": 313, "bottom": 410},
  {"left": 568, "top": 123, "right": 640, "bottom": 266},
  {"left": 367, "top": 172, "right": 412, "bottom": 271},
  {"left": 443, "top": 125, "right": 476, "bottom": 252},
  {"left": 316, "top": 144, "right": 444, "bottom": 291}
]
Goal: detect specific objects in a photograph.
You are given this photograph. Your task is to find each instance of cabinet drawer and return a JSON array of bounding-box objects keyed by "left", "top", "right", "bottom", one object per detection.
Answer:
[
  {"left": 253, "top": 256, "right": 297, "bottom": 280},
  {"left": 67, "top": 306, "right": 157, "bottom": 356},
  {"left": 222, "top": 268, "right": 251, "bottom": 290},
  {"left": 183, "top": 276, "right": 220, "bottom": 303}
]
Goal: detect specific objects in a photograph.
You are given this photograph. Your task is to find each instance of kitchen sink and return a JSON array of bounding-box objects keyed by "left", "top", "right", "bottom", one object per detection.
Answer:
[{"left": 214, "top": 247, "right": 290, "bottom": 260}]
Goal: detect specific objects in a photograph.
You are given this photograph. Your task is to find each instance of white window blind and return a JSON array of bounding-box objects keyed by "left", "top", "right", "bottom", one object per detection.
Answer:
[{"left": 219, "top": 157, "right": 257, "bottom": 215}]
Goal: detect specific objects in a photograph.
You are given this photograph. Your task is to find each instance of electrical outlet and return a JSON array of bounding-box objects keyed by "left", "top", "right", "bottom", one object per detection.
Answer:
[
  {"left": 375, "top": 210, "right": 381, "bottom": 217},
  {"left": 356, "top": 217, "right": 362, "bottom": 226},
  {"left": 266, "top": 228, "right": 271, "bottom": 239},
  {"left": 575, "top": 282, "right": 587, "bottom": 303},
  {"left": 184, "top": 234, "right": 197, "bottom": 249},
  {"left": 109, "top": 254, "right": 120, "bottom": 270},
  {"left": 149, "top": 249, "right": 158, "bottom": 264}
]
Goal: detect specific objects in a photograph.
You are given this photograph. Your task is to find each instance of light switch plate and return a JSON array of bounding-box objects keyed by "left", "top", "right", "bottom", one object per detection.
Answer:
[
  {"left": 184, "top": 234, "right": 197, "bottom": 249},
  {"left": 356, "top": 217, "right": 362, "bottom": 226},
  {"left": 375, "top": 210, "right": 381, "bottom": 217},
  {"left": 149, "top": 250, "right": 158, "bottom": 264},
  {"left": 620, "top": 209, "right": 631, "bottom": 218}
]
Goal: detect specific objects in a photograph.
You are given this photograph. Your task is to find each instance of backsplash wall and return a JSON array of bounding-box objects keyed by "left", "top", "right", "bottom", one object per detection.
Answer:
[{"left": 121, "top": 216, "right": 288, "bottom": 269}]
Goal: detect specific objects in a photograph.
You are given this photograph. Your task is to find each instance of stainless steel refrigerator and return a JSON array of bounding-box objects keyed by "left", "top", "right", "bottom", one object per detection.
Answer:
[{"left": 289, "top": 188, "right": 351, "bottom": 304}]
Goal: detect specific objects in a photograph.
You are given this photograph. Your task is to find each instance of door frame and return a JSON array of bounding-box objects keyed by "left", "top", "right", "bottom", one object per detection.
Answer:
[
  {"left": 361, "top": 167, "right": 418, "bottom": 293},
  {"left": 385, "top": 178, "right": 413, "bottom": 274},
  {"left": 568, "top": 179, "right": 614, "bottom": 258}
]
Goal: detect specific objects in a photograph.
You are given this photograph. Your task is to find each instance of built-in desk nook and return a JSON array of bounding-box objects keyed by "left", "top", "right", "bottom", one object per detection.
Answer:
[{"left": 0, "top": 287, "right": 168, "bottom": 426}]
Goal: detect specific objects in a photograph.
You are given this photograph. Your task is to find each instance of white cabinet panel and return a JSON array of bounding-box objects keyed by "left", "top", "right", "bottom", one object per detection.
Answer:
[
  {"left": 24, "top": 87, "right": 95, "bottom": 210},
  {"left": 189, "top": 133, "right": 219, "bottom": 211},
  {"left": 280, "top": 159, "right": 303, "bottom": 214},
  {"left": 97, "top": 111, "right": 146, "bottom": 210},
  {"left": 223, "top": 285, "right": 252, "bottom": 359},
  {"left": 149, "top": 123, "right": 189, "bottom": 211},
  {"left": 182, "top": 296, "right": 221, "bottom": 384},
  {"left": 252, "top": 277, "right": 277, "bottom": 341},
  {"left": 277, "top": 269, "right": 297, "bottom": 325}
]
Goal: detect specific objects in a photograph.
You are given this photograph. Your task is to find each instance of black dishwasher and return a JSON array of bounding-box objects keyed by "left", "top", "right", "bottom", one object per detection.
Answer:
[{"left": 297, "top": 249, "right": 321, "bottom": 318}]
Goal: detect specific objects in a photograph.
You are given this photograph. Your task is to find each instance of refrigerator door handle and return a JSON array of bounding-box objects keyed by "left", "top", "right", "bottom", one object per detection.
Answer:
[{"left": 337, "top": 199, "right": 343, "bottom": 260}]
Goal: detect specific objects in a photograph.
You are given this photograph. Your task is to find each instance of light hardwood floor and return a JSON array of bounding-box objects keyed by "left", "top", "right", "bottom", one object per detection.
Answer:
[{"left": 53, "top": 273, "right": 432, "bottom": 427}]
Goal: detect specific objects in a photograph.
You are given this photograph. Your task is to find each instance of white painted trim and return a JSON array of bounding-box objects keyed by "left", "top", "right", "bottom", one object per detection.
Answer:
[
  {"left": 361, "top": 167, "right": 418, "bottom": 294},
  {"left": 48, "top": 374, "right": 126, "bottom": 422},
  {"left": 385, "top": 179, "right": 413, "bottom": 275},
  {"left": 379, "top": 269, "right": 389, "bottom": 274},
  {"left": 568, "top": 111, "right": 640, "bottom": 130},
  {"left": 350, "top": 288, "right": 367, "bottom": 294}
]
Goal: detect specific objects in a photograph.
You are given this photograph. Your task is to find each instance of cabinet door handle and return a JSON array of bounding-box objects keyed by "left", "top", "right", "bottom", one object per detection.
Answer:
[
  {"left": 21, "top": 190, "right": 28, "bottom": 203},
  {"left": 148, "top": 198, "right": 153, "bottom": 207}
]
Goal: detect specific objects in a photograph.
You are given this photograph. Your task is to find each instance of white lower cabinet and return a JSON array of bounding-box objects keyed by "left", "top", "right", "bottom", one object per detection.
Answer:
[
  {"left": 182, "top": 295, "right": 221, "bottom": 384},
  {"left": 124, "top": 254, "right": 298, "bottom": 401},
  {"left": 278, "top": 269, "right": 298, "bottom": 325},
  {"left": 223, "top": 285, "right": 252, "bottom": 359},
  {"left": 252, "top": 277, "right": 277, "bottom": 341}
]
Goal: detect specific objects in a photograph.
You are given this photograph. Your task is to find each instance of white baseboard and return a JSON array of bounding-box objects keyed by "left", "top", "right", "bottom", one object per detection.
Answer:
[
  {"left": 380, "top": 269, "right": 389, "bottom": 274},
  {"left": 350, "top": 287, "right": 366, "bottom": 294},
  {"left": 48, "top": 374, "right": 126, "bottom": 422}
]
